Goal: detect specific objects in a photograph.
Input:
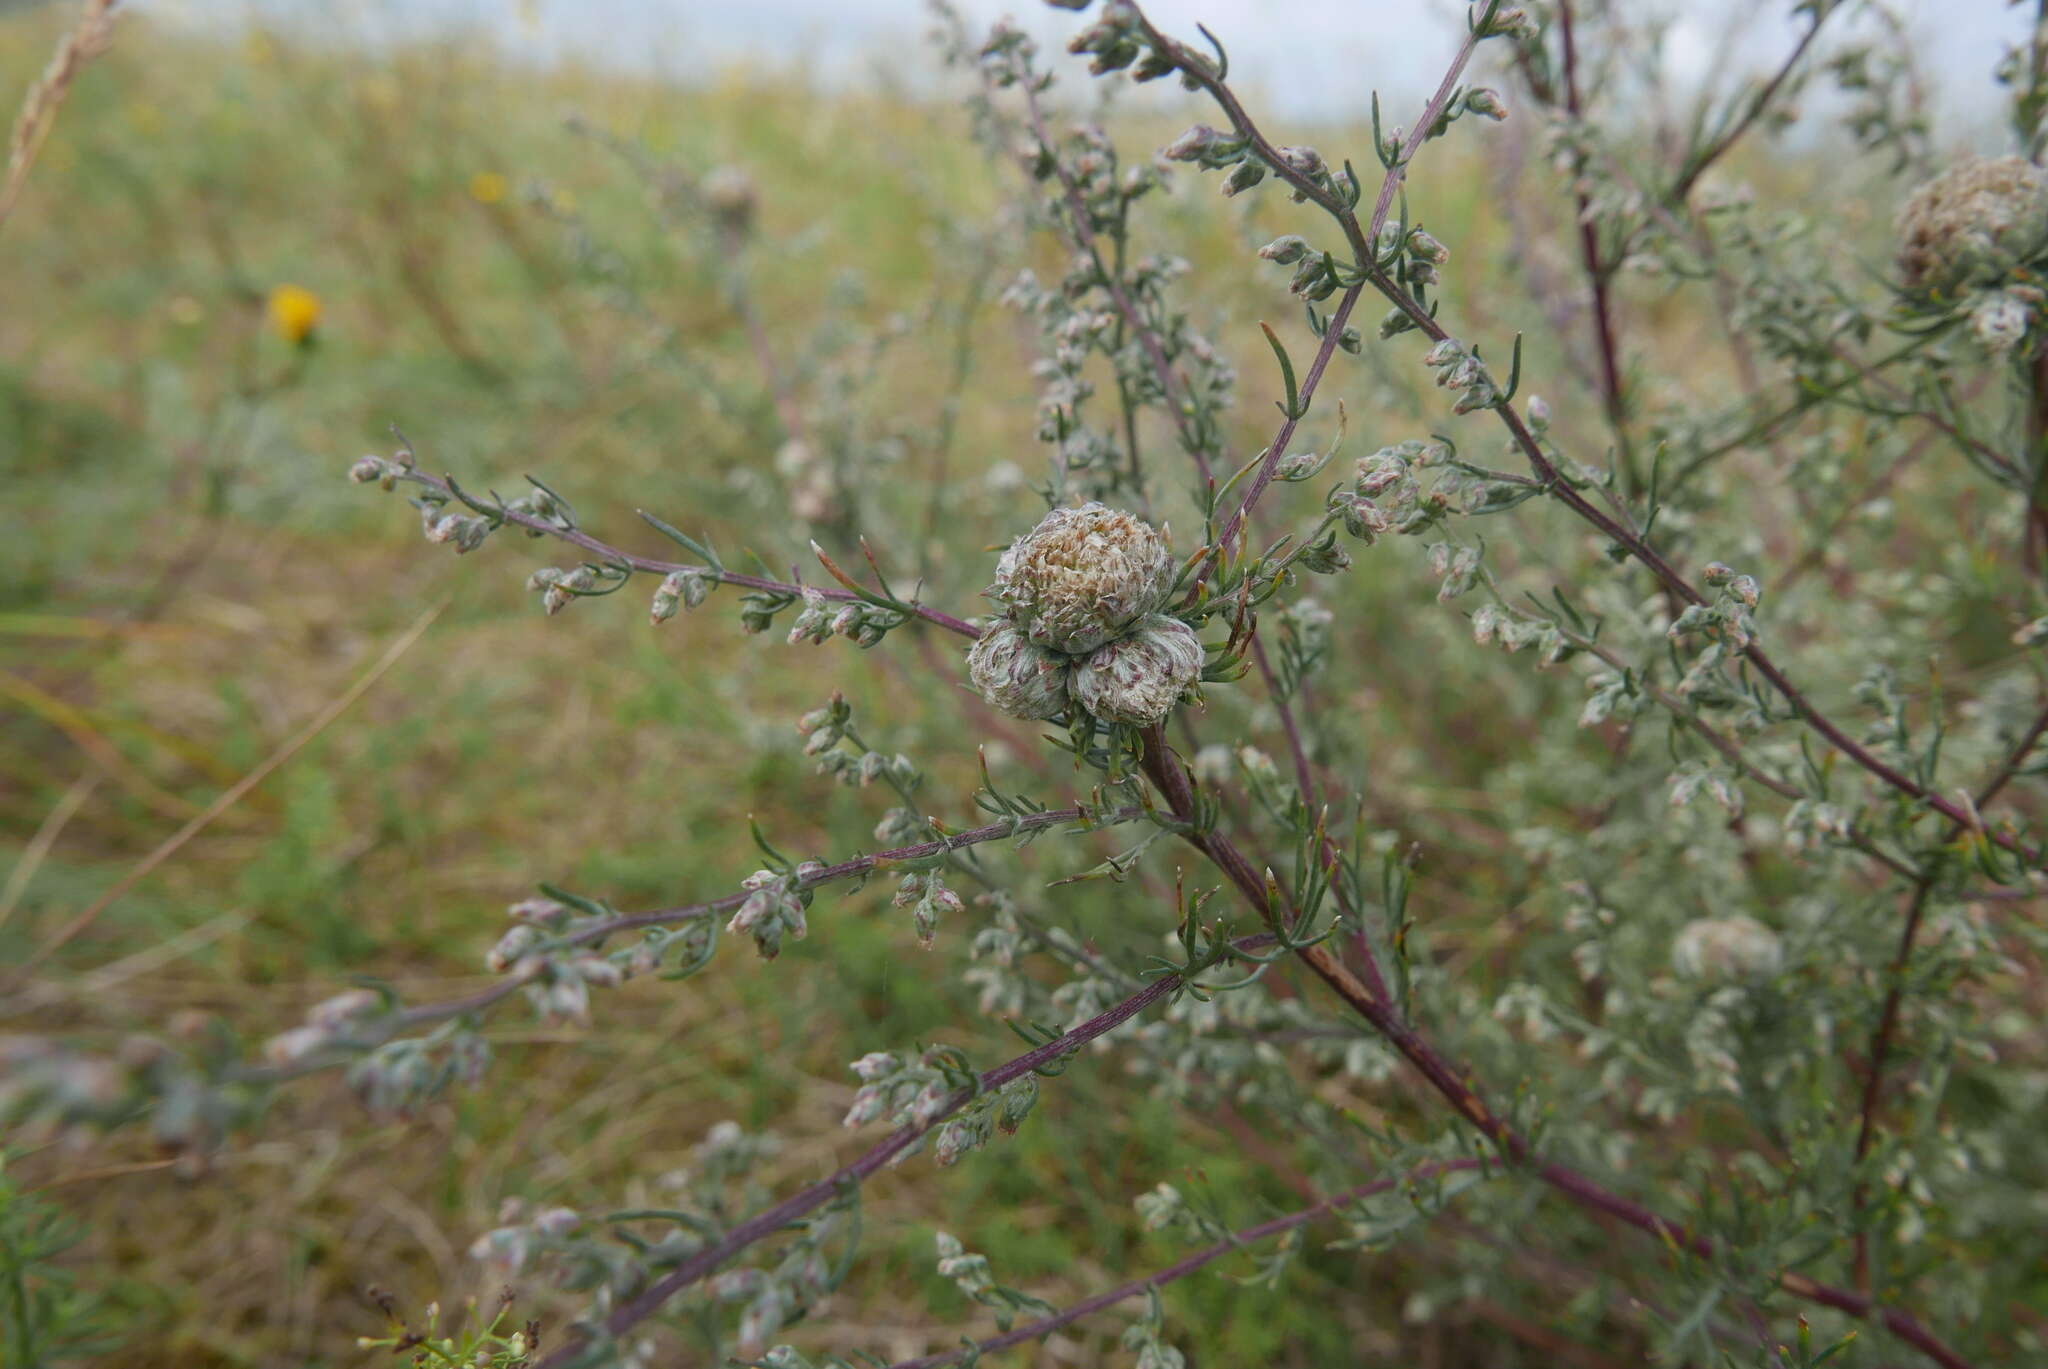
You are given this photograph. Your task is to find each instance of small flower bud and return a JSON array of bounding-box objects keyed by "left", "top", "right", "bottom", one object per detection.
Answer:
[
  {"left": 966, "top": 621, "right": 1072, "bottom": 720},
  {"left": 1258, "top": 234, "right": 1310, "bottom": 264},
  {"left": 650, "top": 572, "right": 688, "bottom": 624},
  {"left": 1161, "top": 124, "right": 1221, "bottom": 162},
  {"left": 532, "top": 1206, "right": 581, "bottom": 1238},
  {"left": 1221, "top": 159, "right": 1266, "bottom": 197},
  {"left": 702, "top": 166, "right": 757, "bottom": 234},
  {"left": 1275, "top": 449, "right": 1325, "bottom": 481},
  {"left": 1423, "top": 337, "right": 1463, "bottom": 368},
  {"left": 263, "top": 1025, "right": 333, "bottom": 1067},
  {"left": 1275, "top": 145, "right": 1324, "bottom": 178},
  {"left": 1464, "top": 87, "right": 1508, "bottom": 121},
  {"left": 1340, "top": 495, "right": 1390, "bottom": 543},
  {"left": 1191, "top": 744, "right": 1233, "bottom": 786},
  {"left": 1072, "top": 615, "right": 1204, "bottom": 725},
  {"left": 1406, "top": 229, "right": 1450, "bottom": 263},
  {"left": 507, "top": 897, "right": 570, "bottom": 927},
  {"left": 307, "top": 989, "right": 382, "bottom": 1031},
  {"left": 1972, "top": 290, "right": 2032, "bottom": 350},
  {"left": 486, "top": 925, "right": 541, "bottom": 974}
]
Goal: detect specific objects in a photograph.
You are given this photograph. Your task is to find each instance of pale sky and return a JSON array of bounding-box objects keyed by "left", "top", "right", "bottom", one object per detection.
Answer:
[{"left": 136, "top": 0, "right": 2030, "bottom": 134}]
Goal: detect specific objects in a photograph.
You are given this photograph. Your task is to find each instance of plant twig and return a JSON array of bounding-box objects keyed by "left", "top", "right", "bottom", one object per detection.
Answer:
[
  {"left": 1849, "top": 697, "right": 2048, "bottom": 1286},
  {"left": 1556, "top": 1, "right": 1633, "bottom": 486},
  {"left": 527, "top": 933, "right": 1278, "bottom": 1369},
  {"left": 228, "top": 803, "right": 1149, "bottom": 1084},
  {"left": 886, "top": 1158, "right": 1489, "bottom": 1368},
  {"left": 397, "top": 465, "right": 983, "bottom": 640},
  {"left": 0, "top": 0, "right": 120, "bottom": 233},
  {"left": 1011, "top": 71, "right": 1214, "bottom": 485}
]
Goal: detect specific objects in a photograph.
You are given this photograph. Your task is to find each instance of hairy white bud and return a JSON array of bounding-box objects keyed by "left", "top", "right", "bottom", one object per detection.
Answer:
[
  {"left": 989, "top": 503, "right": 1176, "bottom": 653},
  {"left": 1072, "top": 614, "right": 1203, "bottom": 725},
  {"left": 1971, "top": 290, "right": 2033, "bottom": 351},
  {"left": 966, "top": 621, "right": 1072, "bottom": 720}
]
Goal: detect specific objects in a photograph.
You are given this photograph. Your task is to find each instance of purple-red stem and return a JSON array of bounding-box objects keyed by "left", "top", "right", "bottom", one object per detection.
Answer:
[
  {"left": 1557, "top": 2, "right": 1632, "bottom": 483},
  {"left": 528, "top": 933, "right": 1276, "bottom": 1369},
  {"left": 1135, "top": 728, "right": 1973, "bottom": 1369}
]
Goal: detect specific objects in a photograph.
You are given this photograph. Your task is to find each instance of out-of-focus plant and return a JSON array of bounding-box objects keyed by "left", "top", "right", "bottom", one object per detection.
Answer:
[{"left": 11, "top": 2, "right": 2048, "bottom": 1366}]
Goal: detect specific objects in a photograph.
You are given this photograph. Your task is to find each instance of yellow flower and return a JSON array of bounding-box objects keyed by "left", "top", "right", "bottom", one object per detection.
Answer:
[
  {"left": 266, "top": 284, "right": 321, "bottom": 345},
  {"left": 469, "top": 171, "right": 509, "bottom": 206}
]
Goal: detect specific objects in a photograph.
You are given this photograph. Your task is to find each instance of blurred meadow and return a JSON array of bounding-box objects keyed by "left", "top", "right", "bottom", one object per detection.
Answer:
[{"left": 2, "top": 2, "right": 2036, "bottom": 1367}]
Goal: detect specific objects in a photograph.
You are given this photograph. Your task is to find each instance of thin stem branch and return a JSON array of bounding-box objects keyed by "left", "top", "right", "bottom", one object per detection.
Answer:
[
  {"left": 395, "top": 465, "right": 982, "bottom": 640},
  {"left": 1210, "top": 285, "right": 1364, "bottom": 563},
  {"left": 1142, "top": 7, "right": 1483, "bottom": 562},
  {"left": 231, "top": 803, "right": 1148, "bottom": 1084},
  {"left": 1011, "top": 74, "right": 1215, "bottom": 485},
  {"left": 1849, "top": 696, "right": 2048, "bottom": 1284},
  {"left": 886, "top": 1158, "right": 1488, "bottom": 1369},
  {"left": 1557, "top": 1, "right": 1633, "bottom": 486},
  {"left": 528, "top": 933, "right": 1277, "bottom": 1369},
  {"left": 1667, "top": 12, "right": 1829, "bottom": 205}
]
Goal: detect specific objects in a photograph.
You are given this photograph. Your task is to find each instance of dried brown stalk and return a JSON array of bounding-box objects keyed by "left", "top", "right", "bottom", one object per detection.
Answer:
[{"left": 0, "top": 0, "right": 122, "bottom": 234}]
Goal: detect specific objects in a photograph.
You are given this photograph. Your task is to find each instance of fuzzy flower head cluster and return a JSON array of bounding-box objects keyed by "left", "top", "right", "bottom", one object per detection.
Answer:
[
  {"left": 968, "top": 503, "right": 1200, "bottom": 726},
  {"left": 1896, "top": 156, "right": 2048, "bottom": 300}
]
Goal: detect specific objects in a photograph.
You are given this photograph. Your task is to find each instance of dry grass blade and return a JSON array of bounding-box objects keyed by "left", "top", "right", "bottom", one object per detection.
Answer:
[
  {"left": 10, "top": 602, "right": 445, "bottom": 981},
  {"left": 0, "top": 766, "right": 101, "bottom": 932},
  {"left": 0, "top": 0, "right": 122, "bottom": 233}
]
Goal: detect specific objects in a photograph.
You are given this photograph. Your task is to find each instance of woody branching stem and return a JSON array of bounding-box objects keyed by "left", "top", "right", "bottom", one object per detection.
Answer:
[
  {"left": 43, "top": 3, "right": 2026, "bottom": 1363},
  {"left": 1190, "top": 10, "right": 1487, "bottom": 562},
  {"left": 1132, "top": 727, "right": 1974, "bottom": 1369}
]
